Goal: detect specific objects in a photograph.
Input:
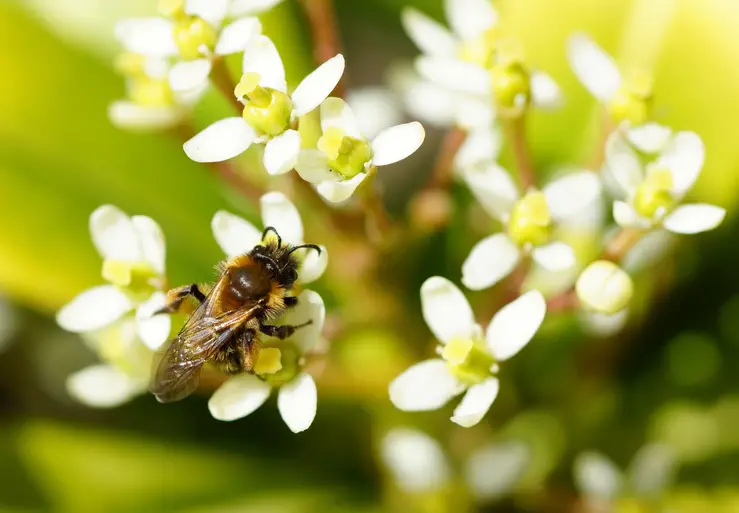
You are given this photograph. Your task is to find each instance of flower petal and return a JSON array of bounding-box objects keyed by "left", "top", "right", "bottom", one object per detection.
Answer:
[
  {"left": 656, "top": 131, "right": 705, "bottom": 196},
  {"left": 455, "top": 95, "right": 496, "bottom": 130},
  {"left": 185, "top": 0, "right": 229, "bottom": 26},
  {"left": 215, "top": 17, "right": 262, "bottom": 55},
  {"left": 445, "top": 0, "right": 498, "bottom": 41},
  {"left": 299, "top": 245, "right": 328, "bottom": 283},
  {"left": 131, "top": 216, "right": 166, "bottom": 274},
  {"left": 451, "top": 377, "right": 499, "bottom": 428},
  {"left": 389, "top": 359, "right": 465, "bottom": 411},
  {"left": 371, "top": 122, "right": 425, "bottom": 167},
  {"left": 90, "top": 205, "right": 143, "bottom": 262},
  {"left": 114, "top": 18, "right": 177, "bottom": 57},
  {"left": 530, "top": 71, "right": 563, "bottom": 109},
  {"left": 544, "top": 171, "right": 602, "bottom": 221},
  {"left": 183, "top": 117, "right": 255, "bottom": 163},
  {"left": 230, "top": 0, "right": 284, "bottom": 16},
  {"left": 627, "top": 123, "right": 672, "bottom": 154},
  {"left": 242, "top": 35, "right": 287, "bottom": 92},
  {"left": 605, "top": 131, "right": 643, "bottom": 193},
  {"left": 292, "top": 54, "right": 345, "bottom": 116},
  {"left": 263, "top": 129, "right": 301, "bottom": 175},
  {"left": 67, "top": 364, "right": 143, "bottom": 408},
  {"left": 169, "top": 59, "right": 212, "bottom": 92},
  {"left": 211, "top": 211, "right": 262, "bottom": 259},
  {"left": 454, "top": 127, "right": 502, "bottom": 171},
  {"left": 57, "top": 286, "right": 133, "bottom": 333},
  {"left": 531, "top": 242, "right": 576, "bottom": 272},
  {"left": 462, "top": 234, "right": 520, "bottom": 290},
  {"left": 627, "top": 444, "right": 677, "bottom": 497},
  {"left": 421, "top": 276, "right": 476, "bottom": 344},
  {"left": 574, "top": 451, "right": 623, "bottom": 500},
  {"left": 135, "top": 292, "right": 171, "bottom": 351},
  {"left": 486, "top": 290, "right": 546, "bottom": 361},
  {"left": 108, "top": 101, "right": 182, "bottom": 131},
  {"left": 279, "top": 290, "right": 325, "bottom": 351},
  {"left": 663, "top": 204, "right": 726, "bottom": 234},
  {"left": 260, "top": 192, "right": 303, "bottom": 244},
  {"left": 613, "top": 200, "right": 652, "bottom": 229},
  {"left": 388, "top": 64, "right": 460, "bottom": 128},
  {"left": 317, "top": 173, "right": 366, "bottom": 203},
  {"left": 579, "top": 310, "right": 629, "bottom": 338},
  {"left": 320, "top": 97, "right": 362, "bottom": 139},
  {"left": 381, "top": 428, "right": 451, "bottom": 493},
  {"left": 465, "top": 441, "right": 529, "bottom": 501},
  {"left": 347, "top": 87, "right": 403, "bottom": 140},
  {"left": 460, "top": 163, "right": 519, "bottom": 220},
  {"left": 401, "top": 8, "right": 457, "bottom": 57},
  {"left": 295, "top": 149, "right": 337, "bottom": 184},
  {"left": 622, "top": 230, "right": 674, "bottom": 273},
  {"left": 416, "top": 56, "right": 490, "bottom": 95},
  {"left": 567, "top": 33, "right": 622, "bottom": 102},
  {"left": 208, "top": 374, "right": 272, "bottom": 421},
  {"left": 277, "top": 373, "right": 317, "bottom": 433}
]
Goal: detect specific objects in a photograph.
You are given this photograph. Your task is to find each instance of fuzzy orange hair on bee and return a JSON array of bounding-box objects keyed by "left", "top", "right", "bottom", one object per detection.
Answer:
[{"left": 150, "top": 226, "right": 321, "bottom": 403}]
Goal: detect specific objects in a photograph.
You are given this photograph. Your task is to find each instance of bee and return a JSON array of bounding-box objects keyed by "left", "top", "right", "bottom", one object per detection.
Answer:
[{"left": 150, "top": 226, "right": 321, "bottom": 403}]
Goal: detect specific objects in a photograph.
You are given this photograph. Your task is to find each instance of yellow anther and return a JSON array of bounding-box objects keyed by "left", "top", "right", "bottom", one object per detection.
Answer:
[
  {"left": 102, "top": 260, "right": 158, "bottom": 291},
  {"left": 609, "top": 73, "right": 653, "bottom": 126},
  {"left": 235, "top": 72, "right": 262, "bottom": 100},
  {"left": 442, "top": 337, "right": 474, "bottom": 366},
  {"left": 317, "top": 127, "right": 346, "bottom": 161},
  {"left": 174, "top": 16, "right": 217, "bottom": 60},
  {"left": 317, "top": 128, "right": 372, "bottom": 179},
  {"left": 508, "top": 191, "right": 552, "bottom": 246},
  {"left": 241, "top": 89, "right": 293, "bottom": 136},
  {"left": 634, "top": 167, "right": 675, "bottom": 218},
  {"left": 254, "top": 347, "right": 283, "bottom": 375},
  {"left": 115, "top": 52, "right": 147, "bottom": 77}
]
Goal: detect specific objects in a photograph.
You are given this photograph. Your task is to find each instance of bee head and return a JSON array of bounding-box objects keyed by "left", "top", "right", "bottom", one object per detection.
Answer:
[{"left": 250, "top": 242, "right": 322, "bottom": 288}]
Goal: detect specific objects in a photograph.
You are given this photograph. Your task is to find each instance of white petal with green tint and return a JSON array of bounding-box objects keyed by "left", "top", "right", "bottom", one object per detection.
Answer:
[
  {"left": 209, "top": 374, "right": 272, "bottom": 421},
  {"left": 445, "top": 0, "right": 498, "bottom": 40},
  {"left": 656, "top": 131, "right": 705, "bottom": 196},
  {"left": 532, "top": 242, "right": 576, "bottom": 272},
  {"left": 185, "top": 0, "right": 230, "bottom": 26},
  {"left": 108, "top": 101, "right": 182, "bottom": 131},
  {"left": 211, "top": 211, "right": 262, "bottom": 259},
  {"left": 544, "top": 171, "right": 601, "bottom": 221},
  {"left": 530, "top": 71, "right": 563, "bottom": 109},
  {"left": 215, "top": 17, "right": 262, "bottom": 55},
  {"left": 461, "top": 162, "right": 519, "bottom": 220},
  {"left": 263, "top": 129, "right": 301, "bottom": 175},
  {"left": 169, "top": 59, "right": 211, "bottom": 92},
  {"left": 416, "top": 56, "right": 490, "bottom": 95},
  {"left": 389, "top": 66, "right": 460, "bottom": 127},
  {"left": 347, "top": 87, "right": 403, "bottom": 140},
  {"left": 613, "top": 201, "right": 651, "bottom": 229},
  {"left": 115, "top": 18, "right": 177, "bottom": 57},
  {"left": 279, "top": 290, "right": 325, "bottom": 351},
  {"left": 320, "top": 97, "right": 362, "bottom": 139},
  {"left": 605, "top": 132, "right": 643, "bottom": 194},
  {"left": 421, "top": 276, "right": 476, "bottom": 343},
  {"left": 90, "top": 205, "right": 143, "bottom": 262},
  {"left": 183, "top": 117, "right": 255, "bottom": 163},
  {"left": 57, "top": 286, "right": 133, "bottom": 333},
  {"left": 451, "top": 377, "right": 499, "bottom": 427},
  {"left": 260, "top": 192, "right": 303, "bottom": 243},
  {"left": 486, "top": 290, "right": 546, "bottom": 361},
  {"left": 67, "top": 364, "right": 143, "bottom": 408},
  {"left": 627, "top": 444, "right": 676, "bottom": 497},
  {"left": 465, "top": 441, "right": 529, "bottom": 501},
  {"left": 277, "top": 373, "right": 317, "bottom": 433},
  {"left": 317, "top": 173, "right": 366, "bottom": 203},
  {"left": 389, "top": 359, "right": 465, "bottom": 411},
  {"left": 462, "top": 233, "right": 520, "bottom": 290},
  {"left": 381, "top": 428, "right": 451, "bottom": 493},
  {"left": 230, "top": 0, "right": 284, "bottom": 16},
  {"left": 292, "top": 54, "right": 345, "bottom": 116},
  {"left": 295, "top": 149, "right": 336, "bottom": 184},
  {"left": 371, "top": 122, "right": 425, "bottom": 166},
  {"left": 298, "top": 245, "right": 328, "bottom": 284},
  {"left": 131, "top": 216, "right": 166, "bottom": 275},
  {"left": 627, "top": 123, "right": 672, "bottom": 154},
  {"left": 242, "top": 35, "right": 287, "bottom": 92},
  {"left": 574, "top": 451, "right": 623, "bottom": 500},
  {"left": 135, "top": 292, "right": 171, "bottom": 351},
  {"left": 567, "top": 33, "right": 622, "bottom": 101},
  {"left": 454, "top": 127, "right": 502, "bottom": 170},
  {"left": 663, "top": 204, "right": 726, "bottom": 234},
  {"left": 401, "top": 8, "right": 457, "bottom": 57}
]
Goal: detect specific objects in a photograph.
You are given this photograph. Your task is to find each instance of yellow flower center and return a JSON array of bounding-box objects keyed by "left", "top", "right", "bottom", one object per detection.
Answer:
[
  {"left": 508, "top": 191, "right": 552, "bottom": 247},
  {"left": 608, "top": 73, "right": 653, "bottom": 126},
  {"left": 128, "top": 76, "right": 175, "bottom": 107},
  {"left": 260, "top": 344, "right": 301, "bottom": 387},
  {"left": 442, "top": 337, "right": 496, "bottom": 386},
  {"left": 490, "top": 59, "right": 531, "bottom": 116},
  {"left": 317, "top": 127, "right": 372, "bottom": 179},
  {"left": 102, "top": 260, "right": 159, "bottom": 301},
  {"left": 236, "top": 72, "right": 294, "bottom": 137},
  {"left": 115, "top": 52, "right": 148, "bottom": 78},
  {"left": 174, "top": 16, "right": 217, "bottom": 60},
  {"left": 253, "top": 347, "right": 283, "bottom": 375},
  {"left": 634, "top": 167, "right": 674, "bottom": 219},
  {"left": 458, "top": 27, "right": 499, "bottom": 68}
]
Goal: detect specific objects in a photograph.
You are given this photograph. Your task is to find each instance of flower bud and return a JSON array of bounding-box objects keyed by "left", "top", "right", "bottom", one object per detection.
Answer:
[
  {"left": 633, "top": 167, "right": 674, "bottom": 218},
  {"left": 174, "top": 16, "right": 217, "bottom": 60},
  {"left": 490, "top": 60, "right": 531, "bottom": 115},
  {"left": 317, "top": 127, "right": 372, "bottom": 179},
  {"left": 576, "top": 260, "right": 633, "bottom": 314},
  {"left": 507, "top": 191, "right": 552, "bottom": 247}
]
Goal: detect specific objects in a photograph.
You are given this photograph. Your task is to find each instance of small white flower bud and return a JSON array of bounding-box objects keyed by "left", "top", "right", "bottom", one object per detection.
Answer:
[{"left": 576, "top": 260, "right": 633, "bottom": 314}]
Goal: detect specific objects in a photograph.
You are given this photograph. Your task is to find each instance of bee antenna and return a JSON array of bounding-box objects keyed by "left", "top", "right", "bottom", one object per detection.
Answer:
[
  {"left": 287, "top": 244, "right": 322, "bottom": 256},
  {"left": 261, "top": 226, "right": 282, "bottom": 248},
  {"left": 253, "top": 253, "right": 279, "bottom": 271}
]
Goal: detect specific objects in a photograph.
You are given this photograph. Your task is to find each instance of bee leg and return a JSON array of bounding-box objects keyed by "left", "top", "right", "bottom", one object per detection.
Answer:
[
  {"left": 283, "top": 296, "right": 298, "bottom": 308},
  {"left": 155, "top": 284, "right": 206, "bottom": 315},
  {"left": 238, "top": 328, "right": 258, "bottom": 372},
  {"left": 259, "top": 320, "right": 313, "bottom": 340}
]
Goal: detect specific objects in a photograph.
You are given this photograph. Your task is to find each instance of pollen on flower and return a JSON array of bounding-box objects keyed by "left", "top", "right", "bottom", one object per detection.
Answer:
[
  {"left": 508, "top": 191, "right": 552, "bottom": 247},
  {"left": 235, "top": 72, "right": 263, "bottom": 102},
  {"left": 102, "top": 260, "right": 159, "bottom": 298},
  {"left": 254, "top": 347, "right": 283, "bottom": 375}
]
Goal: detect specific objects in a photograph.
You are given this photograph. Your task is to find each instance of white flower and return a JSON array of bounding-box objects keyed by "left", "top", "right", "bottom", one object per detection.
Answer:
[
  {"left": 56, "top": 206, "right": 171, "bottom": 406},
  {"left": 183, "top": 35, "right": 345, "bottom": 174},
  {"left": 211, "top": 191, "right": 328, "bottom": 283},
  {"left": 461, "top": 168, "right": 601, "bottom": 290},
  {"left": 380, "top": 428, "right": 451, "bottom": 493},
  {"left": 115, "top": 0, "right": 271, "bottom": 94},
  {"left": 464, "top": 441, "right": 529, "bottom": 502},
  {"left": 389, "top": 277, "right": 546, "bottom": 427},
  {"left": 295, "top": 98, "right": 425, "bottom": 203},
  {"left": 207, "top": 290, "right": 325, "bottom": 432},
  {"left": 574, "top": 445, "right": 677, "bottom": 509},
  {"left": 605, "top": 128, "right": 726, "bottom": 234},
  {"left": 576, "top": 260, "right": 633, "bottom": 315}
]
